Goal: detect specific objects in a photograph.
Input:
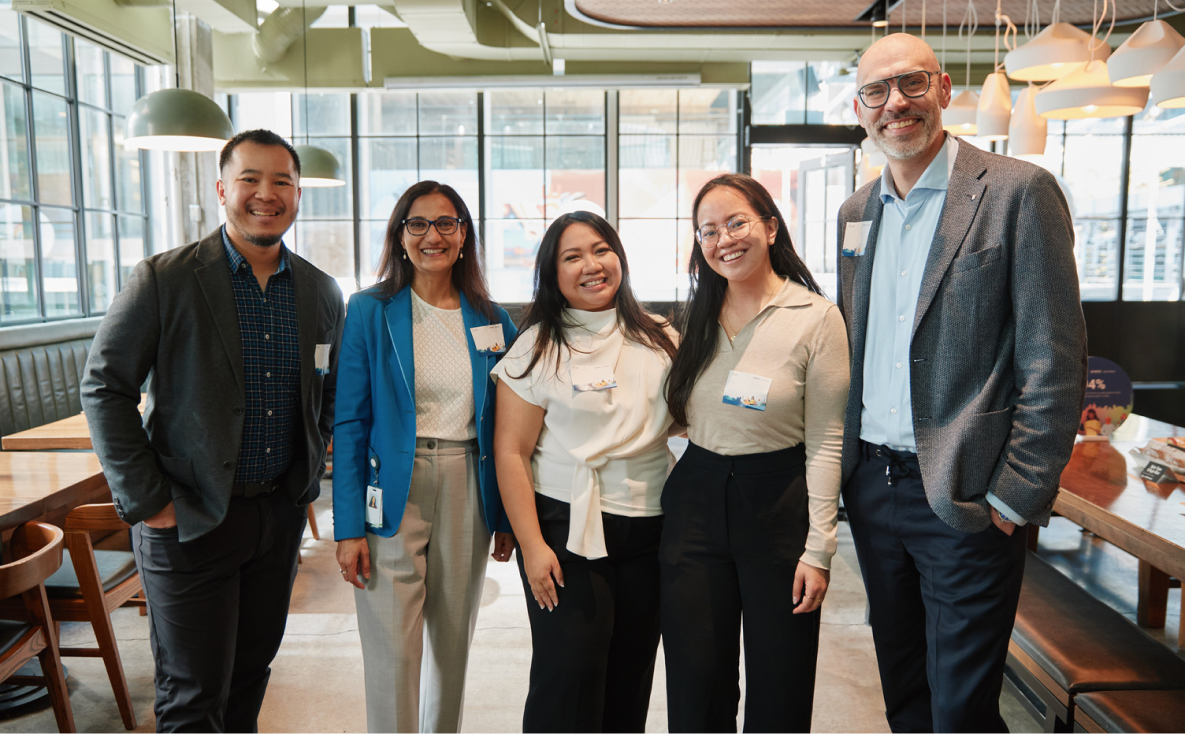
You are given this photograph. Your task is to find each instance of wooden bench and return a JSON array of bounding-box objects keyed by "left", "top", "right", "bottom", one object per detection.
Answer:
[
  {"left": 1072, "top": 690, "right": 1185, "bottom": 733},
  {"left": 1004, "top": 553, "right": 1185, "bottom": 731}
]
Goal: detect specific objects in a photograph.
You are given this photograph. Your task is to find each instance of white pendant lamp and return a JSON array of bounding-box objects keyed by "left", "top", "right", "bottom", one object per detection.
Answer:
[
  {"left": 1036, "top": 59, "right": 1149, "bottom": 118},
  {"left": 977, "top": 72, "right": 1012, "bottom": 140},
  {"left": 944, "top": 89, "right": 980, "bottom": 134},
  {"left": 1108, "top": 18, "right": 1185, "bottom": 87},
  {"left": 295, "top": 144, "right": 346, "bottom": 188},
  {"left": 1005, "top": 22, "right": 1111, "bottom": 81},
  {"left": 1009, "top": 84, "right": 1048, "bottom": 157},
  {"left": 1150, "top": 43, "right": 1185, "bottom": 107}
]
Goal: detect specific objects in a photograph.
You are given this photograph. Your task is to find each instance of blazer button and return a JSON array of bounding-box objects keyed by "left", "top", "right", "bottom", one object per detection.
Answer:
[
  {"left": 223, "top": 460, "right": 233, "bottom": 470},
  {"left": 233, "top": 406, "right": 244, "bottom": 416}
]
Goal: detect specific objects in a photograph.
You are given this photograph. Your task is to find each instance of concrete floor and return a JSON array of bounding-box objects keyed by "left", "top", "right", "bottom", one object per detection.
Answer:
[{"left": 0, "top": 484, "right": 1178, "bottom": 732}]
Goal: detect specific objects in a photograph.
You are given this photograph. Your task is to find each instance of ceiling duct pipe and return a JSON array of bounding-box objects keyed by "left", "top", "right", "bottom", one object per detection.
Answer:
[{"left": 253, "top": 5, "right": 327, "bottom": 65}]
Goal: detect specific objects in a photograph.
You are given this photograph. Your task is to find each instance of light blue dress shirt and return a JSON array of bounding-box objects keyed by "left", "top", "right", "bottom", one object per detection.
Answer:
[{"left": 859, "top": 134, "right": 1024, "bottom": 524}]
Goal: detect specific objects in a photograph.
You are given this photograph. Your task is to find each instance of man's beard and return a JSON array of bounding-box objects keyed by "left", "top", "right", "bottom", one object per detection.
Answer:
[
  {"left": 872, "top": 110, "right": 940, "bottom": 161},
  {"left": 242, "top": 231, "right": 283, "bottom": 248}
]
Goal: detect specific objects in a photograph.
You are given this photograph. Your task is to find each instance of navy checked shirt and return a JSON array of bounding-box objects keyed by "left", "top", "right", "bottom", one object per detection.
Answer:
[{"left": 222, "top": 227, "right": 301, "bottom": 484}]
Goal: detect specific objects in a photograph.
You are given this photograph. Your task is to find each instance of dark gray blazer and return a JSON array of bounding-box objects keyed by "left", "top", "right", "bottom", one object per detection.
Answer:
[
  {"left": 836, "top": 139, "right": 1087, "bottom": 531},
  {"left": 81, "top": 229, "right": 346, "bottom": 541}
]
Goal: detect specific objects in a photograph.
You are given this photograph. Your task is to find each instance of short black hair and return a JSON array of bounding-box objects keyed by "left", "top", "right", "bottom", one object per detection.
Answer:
[{"left": 219, "top": 129, "right": 301, "bottom": 176}]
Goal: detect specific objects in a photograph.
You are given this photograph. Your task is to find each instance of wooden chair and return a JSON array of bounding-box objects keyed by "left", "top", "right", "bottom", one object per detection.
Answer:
[
  {"left": 43, "top": 504, "right": 143, "bottom": 730},
  {"left": 0, "top": 521, "right": 74, "bottom": 733}
]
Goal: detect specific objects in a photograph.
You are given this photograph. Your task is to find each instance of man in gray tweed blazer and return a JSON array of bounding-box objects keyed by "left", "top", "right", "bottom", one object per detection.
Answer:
[
  {"left": 82, "top": 130, "right": 344, "bottom": 732},
  {"left": 836, "top": 34, "right": 1087, "bottom": 732}
]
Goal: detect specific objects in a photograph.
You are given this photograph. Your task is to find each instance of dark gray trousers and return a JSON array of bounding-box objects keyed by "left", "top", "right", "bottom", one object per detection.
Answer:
[{"left": 132, "top": 491, "right": 307, "bottom": 733}]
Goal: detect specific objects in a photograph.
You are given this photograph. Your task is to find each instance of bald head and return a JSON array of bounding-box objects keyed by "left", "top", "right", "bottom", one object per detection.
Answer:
[{"left": 858, "top": 33, "right": 941, "bottom": 86}]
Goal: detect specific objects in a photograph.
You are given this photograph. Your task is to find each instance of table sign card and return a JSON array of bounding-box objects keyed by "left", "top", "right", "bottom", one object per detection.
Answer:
[{"left": 1079, "top": 356, "right": 1133, "bottom": 442}]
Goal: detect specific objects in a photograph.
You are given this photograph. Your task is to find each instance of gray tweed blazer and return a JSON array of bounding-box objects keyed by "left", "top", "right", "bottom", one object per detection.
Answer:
[
  {"left": 81, "top": 229, "right": 345, "bottom": 541},
  {"left": 836, "top": 139, "right": 1087, "bottom": 531}
]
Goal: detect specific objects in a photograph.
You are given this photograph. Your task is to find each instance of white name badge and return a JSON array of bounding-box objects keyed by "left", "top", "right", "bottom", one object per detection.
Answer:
[
  {"left": 365, "top": 485, "right": 383, "bottom": 527},
  {"left": 572, "top": 363, "right": 617, "bottom": 392},
  {"left": 315, "top": 343, "right": 331, "bottom": 375},
  {"left": 470, "top": 324, "right": 506, "bottom": 355},
  {"left": 842, "top": 221, "right": 873, "bottom": 257},
  {"left": 722, "top": 369, "right": 772, "bottom": 411}
]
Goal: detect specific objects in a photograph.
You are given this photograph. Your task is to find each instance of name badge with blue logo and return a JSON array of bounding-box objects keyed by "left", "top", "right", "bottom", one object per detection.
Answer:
[
  {"left": 842, "top": 221, "right": 873, "bottom": 257},
  {"left": 722, "top": 370, "right": 772, "bottom": 411},
  {"left": 471, "top": 324, "right": 506, "bottom": 355}
]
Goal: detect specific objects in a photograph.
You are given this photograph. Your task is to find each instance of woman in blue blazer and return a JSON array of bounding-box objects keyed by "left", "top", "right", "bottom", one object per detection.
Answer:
[{"left": 334, "top": 180, "right": 517, "bottom": 733}]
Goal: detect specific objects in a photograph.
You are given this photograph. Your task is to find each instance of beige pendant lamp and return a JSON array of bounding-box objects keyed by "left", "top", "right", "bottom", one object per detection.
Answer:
[
  {"left": 1108, "top": 10, "right": 1185, "bottom": 88},
  {"left": 944, "top": 0, "right": 980, "bottom": 134},
  {"left": 1149, "top": 2, "right": 1185, "bottom": 107},
  {"left": 1005, "top": 0, "right": 1110, "bottom": 82},
  {"left": 977, "top": 2, "right": 1017, "bottom": 140},
  {"left": 1009, "top": 84, "right": 1048, "bottom": 157},
  {"left": 1036, "top": 0, "right": 1148, "bottom": 119}
]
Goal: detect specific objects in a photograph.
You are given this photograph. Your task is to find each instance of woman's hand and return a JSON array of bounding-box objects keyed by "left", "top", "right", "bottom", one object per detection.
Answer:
[
  {"left": 491, "top": 532, "right": 515, "bottom": 562},
  {"left": 792, "top": 561, "right": 830, "bottom": 614},
  {"left": 336, "top": 538, "right": 371, "bottom": 590},
  {"left": 520, "top": 539, "right": 564, "bottom": 611}
]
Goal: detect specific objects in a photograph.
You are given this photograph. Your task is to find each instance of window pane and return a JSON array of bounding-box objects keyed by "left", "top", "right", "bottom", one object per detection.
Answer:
[
  {"left": 1, "top": 80, "right": 32, "bottom": 201},
  {"left": 619, "top": 135, "right": 676, "bottom": 218},
  {"left": 677, "top": 135, "right": 736, "bottom": 218},
  {"left": 32, "top": 90, "right": 72, "bottom": 206},
  {"left": 358, "top": 91, "right": 416, "bottom": 136},
  {"left": 0, "top": 203, "right": 38, "bottom": 320},
  {"left": 0, "top": 8, "right": 22, "bottom": 82},
  {"left": 25, "top": 18, "right": 64, "bottom": 95},
  {"left": 545, "top": 90, "right": 604, "bottom": 135},
  {"left": 113, "top": 118, "right": 143, "bottom": 213},
  {"left": 1128, "top": 135, "right": 1185, "bottom": 218},
  {"left": 75, "top": 39, "right": 106, "bottom": 108},
  {"left": 751, "top": 61, "right": 806, "bottom": 125},
  {"left": 40, "top": 206, "right": 80, "bottom": 316},
  {"left": 808, "top": 61, "right": 858, "bottom": 125},
  {"left": 80, "top": 106, "right": 113, "bottom": 210},
  {"left": 360, "top": 220, "right": 389, "bottom": 289},
  {"left": 232, "top": 92, "right": 294, "bottom": 137},
  {"left": 1065, "top": 117, "right": 1126, "bottom": 135},
  {"left": 419, "top": 91, "right": 477, "bottom": 136},
  {"left": 85, "top": 211, "right": 115, "bottom": 312},
  {"left": 109, "top": 53, "right": 137, "bottom": 116},
  {"left": 294, "top": 93, "right": 351, "bottom": 136},
  {"left": 618, "top": 219, "right": 677, "bottom": 301},
  {"left": 544, "top": 136, "right": 605, "bottom": 219},
  {"left": 486, "top": 136, "right": 543, "bottom": 219},
  {"left": 1062, "top": 135, "right": 1122, "bottom": 219},
  {"left": 360, "top": 137, "right": 417, "bottom": 220},
  {"left": 1122, "top": 218, "right": 1183, "bottom": 301},
  {"left": 484, "top": 219, "right": 544, "bottom": 303},
  {"left": 1075, "top": 219, "right": 1120, "bottom": 301},
  {"left": 118, "top": 215, "right": 144, "bottom": 285},
  {"left": 620, "top": 89, "right": 677, "bottom": 134},
  {"left": 679, "top": 89, "right": 735, "bottom": 134},
  {"left": 488, "top": 90, "right": 543, "bottom": 135},
  {"left": 299, "top": 137, "right": 352, "bottom": 219},
  {"left": 677, "top": 218, "right": 695, "bottom": 299},
  {"left": 291, "top": 220, "right": 354, "bottom": 296},
  {"left": 420, "top": 137, "right": 479, "bottom": 220}
]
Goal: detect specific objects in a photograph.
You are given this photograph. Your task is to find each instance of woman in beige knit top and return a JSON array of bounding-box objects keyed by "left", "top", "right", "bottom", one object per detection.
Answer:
[{"left": 661, "top": 173, "right": 850, "bottom": 732}]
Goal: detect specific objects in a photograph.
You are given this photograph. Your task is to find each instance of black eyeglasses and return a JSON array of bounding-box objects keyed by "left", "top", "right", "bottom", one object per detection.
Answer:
[
  {"left": 402, "top": 217, "right": 464, "bottom": 236},
  {"left": 857, "top": 70, "right": 940, "bottom": 109}
]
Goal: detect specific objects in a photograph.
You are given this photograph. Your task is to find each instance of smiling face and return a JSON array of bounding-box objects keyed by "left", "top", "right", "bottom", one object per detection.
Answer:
[
  {"left": 695, "top": 186, "right": 777, "bottom": 286},
  {"left": 854, "top": 33, "right": 952, "bottom": 162},
  {"left": 555, "top": 222, "right": 621, "bottom": 312},
  {"left": 402, "top": 192, "right": 466, "bottom": 279},
  {"left": 216, "top": 141, "right": 301, "bottom": 249}
]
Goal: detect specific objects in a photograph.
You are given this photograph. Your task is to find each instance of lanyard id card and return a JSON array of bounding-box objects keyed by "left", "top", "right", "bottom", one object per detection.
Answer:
[
  {"left": 365, "top": 485, "right": 383, "bottom": 527},
  {"left": 571, "top": 363, "right": 617, "bottom": 392},
  {"left": 470, "top": 324, "right": 506, "bottom": 355},
  {"left": 722, "top": 369, "right": 772, "bottom": 411}
]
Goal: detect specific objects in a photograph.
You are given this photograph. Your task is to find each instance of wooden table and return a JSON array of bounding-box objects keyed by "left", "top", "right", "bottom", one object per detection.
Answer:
[
  {"left": 1054, "top": 414, "right": 1185, "bottom": 645},
  {"left": 1, "top": 396, "right": 146, "bottom": 451},
  {"left": 0, "top": 451, "right": 108, "bottom": 531}
]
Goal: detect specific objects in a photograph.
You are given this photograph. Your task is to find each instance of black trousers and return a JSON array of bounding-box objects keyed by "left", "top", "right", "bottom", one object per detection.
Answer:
[
  {"left": 132, "top": 490, "right": 307, "bottom": 733},
  {"left": 844, "top": 442, "right": 1028, "bottom": 733},
  {"left": 517, "top": 493, "right": 663, "bottom": 733},
  {"left": 659, "top": 442, "right": 820, "bottom": 734}
]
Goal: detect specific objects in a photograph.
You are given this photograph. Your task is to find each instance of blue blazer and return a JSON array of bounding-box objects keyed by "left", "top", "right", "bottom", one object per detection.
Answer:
[{"left": 332, "top": 286, "right": 517, "bottom": 539}]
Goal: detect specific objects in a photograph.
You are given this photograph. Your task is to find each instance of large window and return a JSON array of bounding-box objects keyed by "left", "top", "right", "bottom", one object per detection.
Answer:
[{"left": 0, "top": 9, "right": 148, "bottom": 324}]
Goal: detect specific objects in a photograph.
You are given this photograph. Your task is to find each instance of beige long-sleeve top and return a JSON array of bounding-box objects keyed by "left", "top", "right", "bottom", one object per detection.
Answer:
[{"left": 685, "top": 278, "right": 850, "bottom": 569}]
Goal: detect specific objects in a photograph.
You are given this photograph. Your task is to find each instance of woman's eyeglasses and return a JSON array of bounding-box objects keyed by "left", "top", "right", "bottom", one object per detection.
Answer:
[
  {"left": 695, "top": 216, "right": 771, "bottom": 248},
  {"left": 402, "top": 217, "right": 464, "bottom": 236}
]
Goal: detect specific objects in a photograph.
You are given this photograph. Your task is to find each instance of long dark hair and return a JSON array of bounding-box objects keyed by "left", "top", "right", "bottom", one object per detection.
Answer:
[
  {"left": 510, "top": 211, "right": 676, "bottom": 379},
  {"left": 666, "top": 173, "right": 822, "bottom": 426},
  {"left": 373, "top": 180, "right": 495, "bottom": 320}
]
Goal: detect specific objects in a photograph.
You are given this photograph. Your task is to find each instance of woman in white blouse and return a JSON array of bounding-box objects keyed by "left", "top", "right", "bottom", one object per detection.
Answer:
[
  {"left": 662, "top": 174, "right": 850, "bottom": 732},
  {"left": 492, "top": 211, "right": 678, "bottom": 733},
  {"left": 333, "top": 181, "right": 517, "bottom": 733}
]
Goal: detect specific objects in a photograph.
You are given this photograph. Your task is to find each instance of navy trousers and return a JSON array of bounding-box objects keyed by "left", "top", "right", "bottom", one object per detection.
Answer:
[{"left": 844, "top": 441, "right": 1027, "bottom": 733}]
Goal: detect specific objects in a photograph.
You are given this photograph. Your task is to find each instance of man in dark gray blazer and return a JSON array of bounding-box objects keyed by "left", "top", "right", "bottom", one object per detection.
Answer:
[
  {"left": 837, "top": 34, "right": 1087, "bottom": 732},
  {"left": 82, "top": 129, "right": 345, "bottom": 732}
]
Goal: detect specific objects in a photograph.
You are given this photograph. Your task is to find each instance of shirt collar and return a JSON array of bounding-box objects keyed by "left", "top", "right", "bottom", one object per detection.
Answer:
[
  {"left": 765, "top": 277, "right": 815, "bottom": 310},
  {"left": 879, "top": 133, "right": 959, "bottom": 204},
  {"left": 221, "top": 224, "right": 289, "bottom": 275}
]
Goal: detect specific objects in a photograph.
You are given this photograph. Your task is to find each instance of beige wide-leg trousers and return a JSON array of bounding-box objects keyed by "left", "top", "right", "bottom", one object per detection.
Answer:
[{"left": 354, "top": 437, "right": 491, "bottom": 733}]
